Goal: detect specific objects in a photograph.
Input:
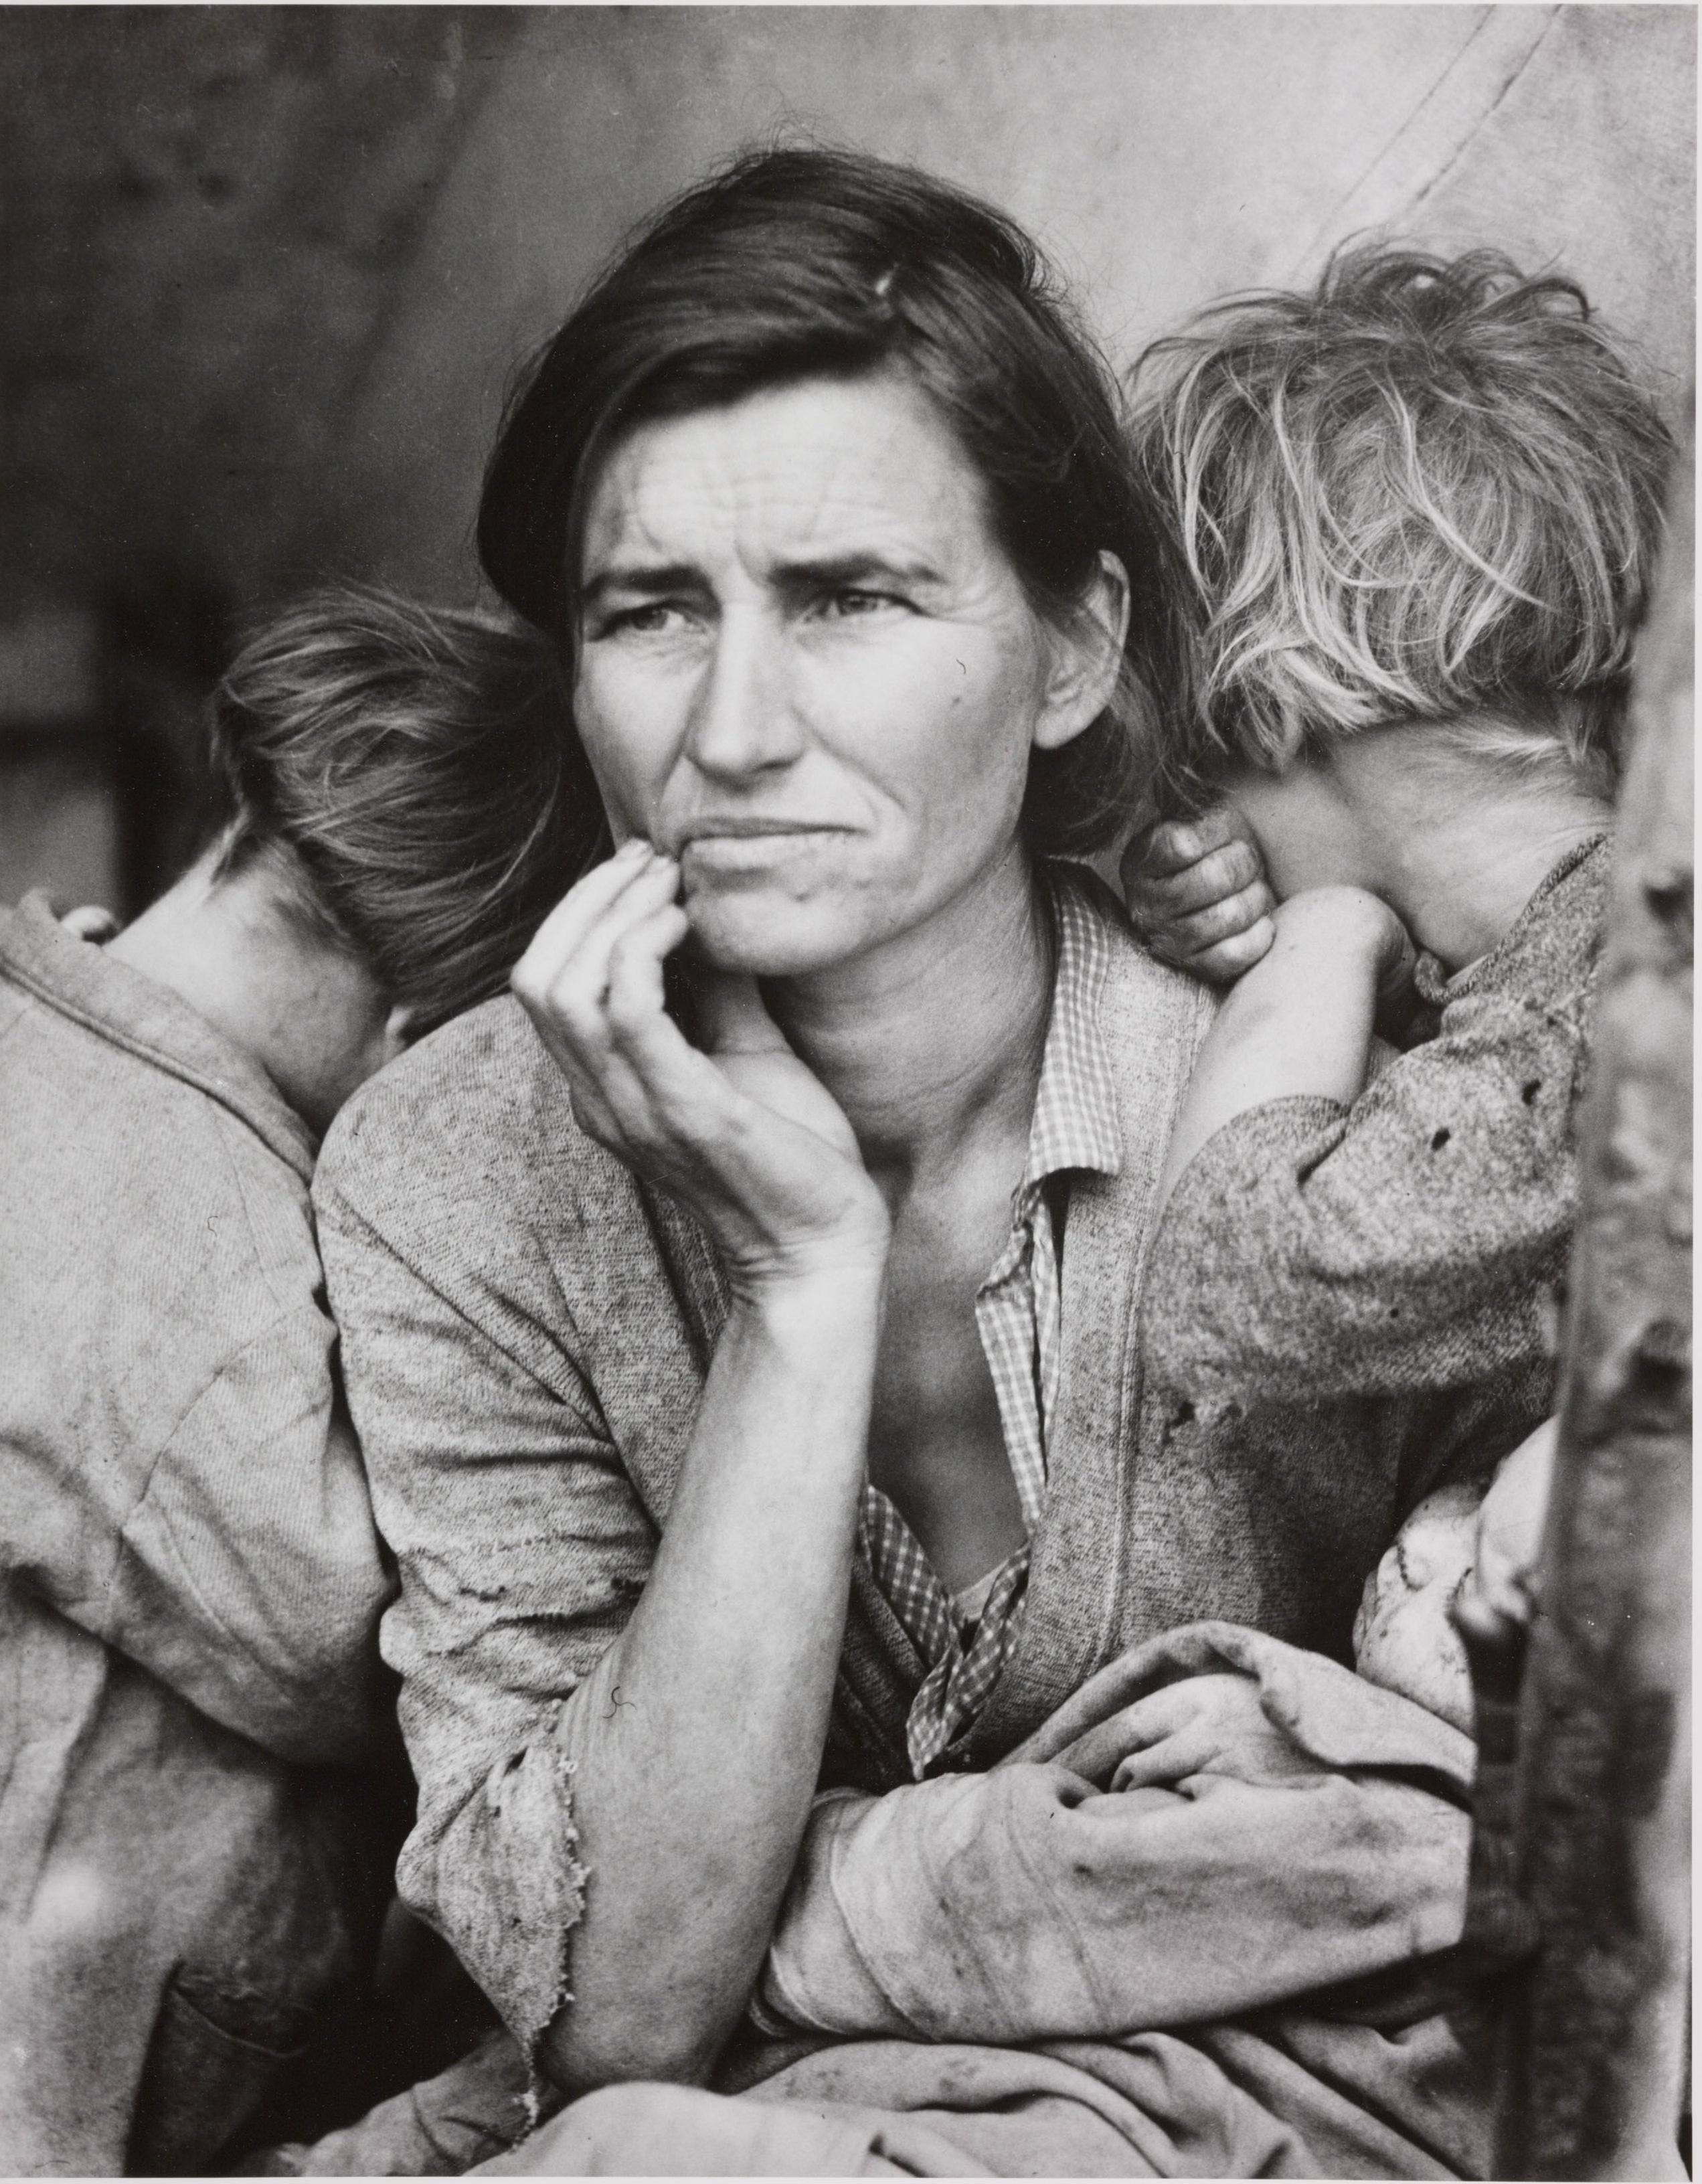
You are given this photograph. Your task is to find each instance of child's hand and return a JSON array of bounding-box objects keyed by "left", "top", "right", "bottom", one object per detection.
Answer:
[
  {"left": 1120, "top": 810, "right": 1276, "bottom": 984},
  {"left": 1060, "top": 1672, "right": 1315, "bottom": 1791}
]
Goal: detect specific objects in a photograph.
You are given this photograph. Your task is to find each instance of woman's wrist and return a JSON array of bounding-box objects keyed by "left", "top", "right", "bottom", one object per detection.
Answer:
[{"left": 728, "top": 1231, "right": 890, "bottom": 1333}]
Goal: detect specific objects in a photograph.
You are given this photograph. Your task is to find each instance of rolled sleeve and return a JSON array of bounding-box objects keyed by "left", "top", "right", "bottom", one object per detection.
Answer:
[
  {"left": 761, "top": 1630, "right": 1476, "bottom": 2046},
  {"left": 761, "top": 1762, "right": 1469, "bottom": 2044},
  {"left": 1144, "top": 990, "right": 1582, "bottom": 1408},
  {"left": 315, "top": 1174, "right": 657, "bottom": 2059}
]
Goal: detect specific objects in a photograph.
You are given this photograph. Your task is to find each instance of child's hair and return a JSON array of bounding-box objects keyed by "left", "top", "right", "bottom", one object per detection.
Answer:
[
  {"left": 1127, "top": 242, "right": 1675, "bottom": 816},
  {"left": 208, "top": 586, "right": 606, "bottom": 1036}
]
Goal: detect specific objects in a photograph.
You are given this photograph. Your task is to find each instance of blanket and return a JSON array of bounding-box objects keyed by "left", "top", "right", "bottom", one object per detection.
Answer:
[{"left": 482, "top": 1625, "right": 1493, "bottom": 2178}]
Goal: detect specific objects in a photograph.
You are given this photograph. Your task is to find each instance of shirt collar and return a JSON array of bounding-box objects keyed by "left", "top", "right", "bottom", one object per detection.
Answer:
[{"left": 1021, "top": 865, "right": 1123, "bottom": 1192}]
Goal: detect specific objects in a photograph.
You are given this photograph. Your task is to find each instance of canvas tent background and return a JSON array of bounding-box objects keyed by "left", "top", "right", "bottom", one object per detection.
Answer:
[{"left": 0, "top": 4, "right": 1693, "bottom": 914}]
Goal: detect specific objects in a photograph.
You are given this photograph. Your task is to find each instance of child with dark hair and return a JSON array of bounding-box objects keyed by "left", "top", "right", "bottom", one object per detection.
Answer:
[
  {"left": 0, "top": 588, "right": 601, "bottom": 2174},
  {"left": 1119, "top": 244, "right": 1671, "bottom": 1589}
]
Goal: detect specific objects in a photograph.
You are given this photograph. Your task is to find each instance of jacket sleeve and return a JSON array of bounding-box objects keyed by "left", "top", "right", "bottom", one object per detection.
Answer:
[
  {"left": 4, "top": 1269, "right": 394, "bottom": 1771},
  {"left": 313, "top": 1169, "right": 658, "bottom": 2063},
  {"left": 100, "top": 1305, "right": 396, "bottom": 1768},
  {"left": 1140, "top": 986, "right": 1585, "bottom": 1408},
  {"left": 758, "top": 1632, "right": 1474, "bottom": 2044}
]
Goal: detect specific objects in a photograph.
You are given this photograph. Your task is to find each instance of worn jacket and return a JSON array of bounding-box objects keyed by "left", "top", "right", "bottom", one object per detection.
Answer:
[
  {"left": 1144, "top": 837, "right": 1607, "bottom": 1412},
  {"left": 313, "top": 875, "right": 1547, "bottom": 2062},
  {"left": 0, "top": 896, "right": 398, "bottom": 2175}
]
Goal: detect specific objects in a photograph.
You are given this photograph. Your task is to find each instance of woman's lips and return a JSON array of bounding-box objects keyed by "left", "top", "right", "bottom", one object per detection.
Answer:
[{"left": 679, "top": 825, "right": 850, "bottom": 871}]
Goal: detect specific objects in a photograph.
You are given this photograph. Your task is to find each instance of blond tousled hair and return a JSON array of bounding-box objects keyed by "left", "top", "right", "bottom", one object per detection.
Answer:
[{"left": 1127, "top": 244, "right": 1675, "bottom": 816}]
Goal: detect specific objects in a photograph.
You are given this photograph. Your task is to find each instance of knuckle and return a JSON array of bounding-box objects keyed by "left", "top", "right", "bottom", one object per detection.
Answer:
[{"left": 1220, "top": 839, "right": 1261, "bottom": 890}]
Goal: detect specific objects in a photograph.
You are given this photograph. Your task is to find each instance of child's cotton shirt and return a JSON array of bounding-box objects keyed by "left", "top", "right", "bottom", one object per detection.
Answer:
[{"left": 1142, "top": 835, "right": 1608, "bottom": 1420}]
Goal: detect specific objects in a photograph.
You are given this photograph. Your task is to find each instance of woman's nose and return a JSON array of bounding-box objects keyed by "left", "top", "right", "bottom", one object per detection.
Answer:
[{"left": 683, "top": 608, "right": 806, "bottom": 780}]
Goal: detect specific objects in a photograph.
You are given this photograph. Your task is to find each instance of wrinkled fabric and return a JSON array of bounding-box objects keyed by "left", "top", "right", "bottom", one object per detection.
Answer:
[
  {"left": 484, "top": 1630, "right": 1488, "bottom": 2179},
  {"left": 757, "top": 1623, "right": 1474, "bottom": 2048},
  {"left": 1145, "top": 837, "right": 1606, "bottom": 1414},
  {"left": 246, "top": 2029, "right": 540, "bottom": 2176},
  {"left": 479, "top": 2079, "right": 987, "bottom": 2177},
  {"left": 316, "top": 866, "right": 1554, "bottom": 2066},
  {"left": 0, "top": 897, "right": 399, "bottom": 2173}
]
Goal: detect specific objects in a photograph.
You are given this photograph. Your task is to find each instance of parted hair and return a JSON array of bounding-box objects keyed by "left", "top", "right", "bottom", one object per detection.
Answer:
[
  {"left": 479, "top": 145, "right": 1173, "bottom": 857},
  {"left": 209, "top": 587, "right": 605, "bottom": 1035},
  {"left": 1127, "top": 242, "right": 1675, "bottom": 815}
]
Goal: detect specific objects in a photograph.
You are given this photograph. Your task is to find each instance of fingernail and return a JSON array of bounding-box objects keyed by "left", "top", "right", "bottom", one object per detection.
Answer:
[{"left": 614, "top": 838, "right": 650, "bottom": 861}]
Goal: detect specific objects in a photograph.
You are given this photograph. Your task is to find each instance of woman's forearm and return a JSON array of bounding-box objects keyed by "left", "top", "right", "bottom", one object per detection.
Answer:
[{"left": 539, "top": 1262, "right": 884, "bottom": 2096}]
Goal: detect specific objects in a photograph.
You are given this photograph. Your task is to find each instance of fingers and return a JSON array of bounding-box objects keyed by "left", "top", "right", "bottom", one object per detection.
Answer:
[
  {"left": 1056, "top": 1681, "right": 1200, "bottom": 1785},
  {"left": 1121, "top": 811, "right": 1275, "bottom": 989},
  {"left": 1156, "top": 877, "right": 1277, "bottom": 952},
  {"left": 1122, "top": 809, "right": 1246, "bottom": 885},
  {"left": 513, "top": 844, "right": 701, "bottom": 1138},
  {"left": 515, "top": 837, "right": 659, "bottom": 995},
  {"left": 1109, "top": 1733, "right": 1200, "bottom": 1794},
  {"left": 515, "top": 848, "right": 681, "bottom": 1043},
  {"left": 1128, "top": 836, "right": 1266, "bottom": 919}
]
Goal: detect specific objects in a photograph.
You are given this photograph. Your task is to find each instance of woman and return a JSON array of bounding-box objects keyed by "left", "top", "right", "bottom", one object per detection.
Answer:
[{"left": 313, "top": 151, "right": 1495, "bottom": 2143}]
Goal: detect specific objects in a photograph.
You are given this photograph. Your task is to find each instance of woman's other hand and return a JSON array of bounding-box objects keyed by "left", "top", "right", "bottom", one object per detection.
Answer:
[
  {"left": 1120, "top": 809, "right": 1276, "bottom": 984},
  {"left": 513, "top": 841, "right": 889, "bottom": 1291}
]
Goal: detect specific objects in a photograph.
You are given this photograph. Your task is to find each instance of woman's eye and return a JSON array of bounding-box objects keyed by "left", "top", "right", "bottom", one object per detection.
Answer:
[
  {"left": 818, "top": 588, "right": 902, "bottom": 620},
  {"left": 599, "top": 602, "right": 691, "bottom": 637}
]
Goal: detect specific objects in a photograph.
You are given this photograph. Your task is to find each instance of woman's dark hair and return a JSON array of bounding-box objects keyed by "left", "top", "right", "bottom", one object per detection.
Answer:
[
  {"left": 209, "top": 586, "right": 605, "bottom": 1035},
  {"left": 479, "top": 145, "right": 1167, "bottom": 857}
]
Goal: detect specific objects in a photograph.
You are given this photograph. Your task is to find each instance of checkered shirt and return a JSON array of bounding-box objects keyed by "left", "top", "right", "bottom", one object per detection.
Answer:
[{"left": 857, "top": 873, "right": 1122, "bottom": 1778}]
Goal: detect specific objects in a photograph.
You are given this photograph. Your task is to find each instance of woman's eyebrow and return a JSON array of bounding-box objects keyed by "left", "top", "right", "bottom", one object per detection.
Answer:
[
  {"left": 580, "top": 562, "right": 707, "bottom": 608},
  {"left": 774, "top": 550, "right": 944, "bottom": 592}
]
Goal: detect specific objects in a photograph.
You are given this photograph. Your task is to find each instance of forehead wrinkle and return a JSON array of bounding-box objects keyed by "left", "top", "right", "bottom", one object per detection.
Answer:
[{"left": 582, "top": 380, "right": 991, "bottom": 589}]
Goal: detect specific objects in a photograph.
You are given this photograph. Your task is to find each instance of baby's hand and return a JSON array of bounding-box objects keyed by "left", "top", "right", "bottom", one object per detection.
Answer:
[
  {"left": 1120, "top": 811, "right": 1276, "bottom": 985},
  {"left": 1060, "top": 1672, "right": 1314, "bottom": 1792},
  {"left": 1456, "top": 1418, "right": 1557, "bottom": 1647}
]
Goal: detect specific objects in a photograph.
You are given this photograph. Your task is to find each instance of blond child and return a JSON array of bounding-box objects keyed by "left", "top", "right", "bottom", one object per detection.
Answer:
[{"left": 1120, "top": 247, "right": 1670, "bottom": 1542}]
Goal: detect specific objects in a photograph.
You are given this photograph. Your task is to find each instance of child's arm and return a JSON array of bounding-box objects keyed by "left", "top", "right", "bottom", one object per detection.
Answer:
[
  {"left": 1154, "top": 885, "right": 1414, "bottom": 1216},
  {"left": 1142, "top": 906, "right": 1591, "bottom": 1412}
]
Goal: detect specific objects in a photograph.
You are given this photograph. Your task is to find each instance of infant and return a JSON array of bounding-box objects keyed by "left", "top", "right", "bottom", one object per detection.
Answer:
[{"left": 1353, "top": 1418, "right": 1556, "bottom": 1733}]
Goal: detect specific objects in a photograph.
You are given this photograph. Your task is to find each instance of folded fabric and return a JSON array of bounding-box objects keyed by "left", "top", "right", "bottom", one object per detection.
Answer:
[
  {"left": 758, "top": 1622, "right": 1474, "bottom": 2046},
  {"left": 242, "top": 2029, "right": 540, "bottom": 2176},
  {"left": 473, "top": 1628, "right": 1493, "bottom": 2179}
]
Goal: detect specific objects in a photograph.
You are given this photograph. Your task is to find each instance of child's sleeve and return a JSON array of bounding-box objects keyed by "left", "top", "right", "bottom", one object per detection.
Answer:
[{"left": 1142, "top": 985, "right": 1585, "bottom": 1407}]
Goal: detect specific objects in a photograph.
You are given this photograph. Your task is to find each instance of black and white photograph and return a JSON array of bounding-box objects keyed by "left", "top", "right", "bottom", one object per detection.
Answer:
[{"left": 0, "top": 6, "right": 1693, "bottom": 2177}]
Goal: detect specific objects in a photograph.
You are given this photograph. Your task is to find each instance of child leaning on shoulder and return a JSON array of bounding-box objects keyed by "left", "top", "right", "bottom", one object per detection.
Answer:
[{"left": 1119, "top": 244, "right": 1673, "bottom": 1638}]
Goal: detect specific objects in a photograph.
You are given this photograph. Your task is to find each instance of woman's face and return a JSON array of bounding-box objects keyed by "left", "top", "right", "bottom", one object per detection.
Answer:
[{"left": 572, "top": 371, "right": 1121, "bottom": 977}]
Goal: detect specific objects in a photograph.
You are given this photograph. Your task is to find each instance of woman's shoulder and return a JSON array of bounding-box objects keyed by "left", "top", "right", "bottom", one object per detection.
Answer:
[
  {"left": 1050, "top": 863, "right": 1219, "bottom": 1080},
  {"left": 315, "top": 991, "right": 640, "bottom": 1248}
]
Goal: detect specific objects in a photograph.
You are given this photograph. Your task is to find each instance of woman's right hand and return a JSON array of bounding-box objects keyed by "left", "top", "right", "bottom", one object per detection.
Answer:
[{"left": 513, "top": 841, "right": 890, "bottom": 1291}]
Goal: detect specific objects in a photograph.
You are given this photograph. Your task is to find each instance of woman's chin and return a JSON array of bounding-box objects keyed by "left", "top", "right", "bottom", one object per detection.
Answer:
[{"left": 682, "top": 893, "right": 869, "bottom": 980}]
